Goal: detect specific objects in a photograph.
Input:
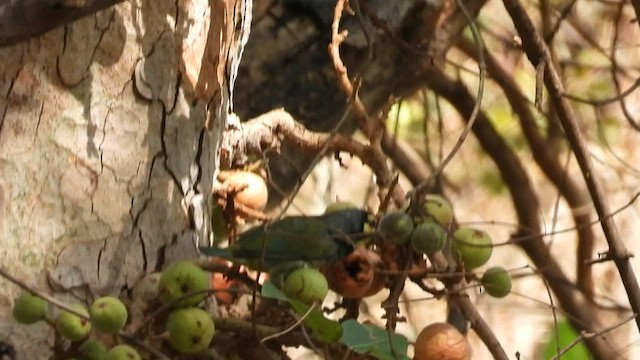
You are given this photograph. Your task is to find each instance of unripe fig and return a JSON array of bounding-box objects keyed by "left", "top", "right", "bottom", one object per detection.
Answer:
[
  {"left": 105, "top": 345, "right": 141, "bottom": 360},
  {"left": 481, "top": 267, "right": 512, "bottom": 298},
  {"left": 322, "top": 247, "right": 375, "bottom": 299},
  {"left": 423, "top": 194, "right": 454, "bottom": 226},
  {"left": 283, "top": 268, "right": 329, "bottom": 304},
  {"left": 324, "top": 201, "right": 357, "bottom": 214},
  {"left": 378, "top": 211, "right": 414, "bottom": 244},
  {"left": 12, "top": 292, "right": 48, "bottom": 325},
  {"left": 450, "top": 227, "right": 493, "bottom": 270},
  {"left": 89, "top": 296, "right": 128, "bottom": 334},
  {"left": 158, "top": 261, "right": 209, "bottom": 307},
  {"left": 413, "top": 322, "right": 471, "bottom": 360},
  {"left": 55, "top": 304, "right": 91, "bottom": 341},
  {"left": 78, "top": 340, "right": 107, "bottom": 360},
  {"left": 166, "top": 308, "right": 215, "bottom": 354},
  {"left": 410, "top": 220, "right": 447, "bottom": 255}
]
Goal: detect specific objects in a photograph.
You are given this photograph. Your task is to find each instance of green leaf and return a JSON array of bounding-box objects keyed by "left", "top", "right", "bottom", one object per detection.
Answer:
[
  {"left": 261, "top": 280, "right": 290, "bottom": 302},
  {"left": 541, "top": 319, "right": 591, "bottom": 359},
  {"left": 341, "top": 319, "right": 410, "bottom": 360},
  {"left": 289, "top": 299, "right": 343, "bottom": 343},
  {"left": 261, "top": 280, "right": 342, "bottom": 343}
]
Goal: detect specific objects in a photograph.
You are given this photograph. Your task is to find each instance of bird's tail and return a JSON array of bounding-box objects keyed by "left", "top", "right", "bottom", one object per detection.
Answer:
[{"left": 199, "top": 246, "right": 234, "bottom": 261}]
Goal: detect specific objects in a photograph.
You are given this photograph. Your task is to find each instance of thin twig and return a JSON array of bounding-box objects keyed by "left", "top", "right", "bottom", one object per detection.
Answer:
[{"left": 409, "top": 0, "right": 487, "bottom": 201}]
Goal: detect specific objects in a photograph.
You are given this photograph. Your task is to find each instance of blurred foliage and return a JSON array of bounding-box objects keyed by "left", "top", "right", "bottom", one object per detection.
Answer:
[{"left": 541, "top": 319, "right": 591, "bottom": 360}]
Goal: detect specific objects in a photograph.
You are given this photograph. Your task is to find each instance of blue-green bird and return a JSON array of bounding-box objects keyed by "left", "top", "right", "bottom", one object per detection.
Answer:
[{"left": 200, "top": 209, "right": 370, "bottom": 271}]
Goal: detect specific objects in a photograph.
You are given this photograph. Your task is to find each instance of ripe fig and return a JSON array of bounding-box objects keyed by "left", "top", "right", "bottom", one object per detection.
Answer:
[
  {"left": 158, "top": 261, "right": 209, "bottom": 307},
  {"left": 166, "top": 308, "right": 215, "bottom": 354},
  {"left": 378, "top": 211, "right": 414, "bottom": 244},
  {"left": 423, "top": 194, "right": 454, "bottom": 226},
  {"left": 322, "top": 247, "right": 374, "bottom": 299},
  {"left": 12, "top": 292, "right": 48, "bottom": 325},
  {"left": 481, "top": 267, "right": 512, "bottom": 298},
  {"left": 221, "top": 171, "right": 269, "bottom": 213},
  {"left": 410, "top": 220, "right": 447, "bottom": 255},
  {"left": 89, "top": 296, "right": 128, "bottom": 334},
  {"left": 363, "top": 250, "right": 387, "bottom": 297},
  {"left": 105, "top": 345, "right": 141, "bottom": 360},
  {"left": 413, "top": 322, "right": 471, "bottom": 360},
  {"left": 211, "top": 269, "right": 237, "bottom": 305},
  {"left": 450, "top": 227, "right": 493, "bottom": 270},
  {"left": 283, "top": 268, "right": 329, "bottom": 304},
  {"left": 78, "top": 340, "right": 107, "bottom": 360},
  {"left": 55, "top": 304, "right": 91, "bottom": 341}
]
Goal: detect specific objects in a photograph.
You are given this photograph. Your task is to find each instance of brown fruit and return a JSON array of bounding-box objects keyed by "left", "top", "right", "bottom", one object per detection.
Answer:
[
  {"left": 414, "top": 322, "right": 471, "bottom": 360},
  {"left": 363, "top": 250, "right": 386, "bottom": 297},
  {"left": 321, "top": 247, "right": 374, "bottom": 299},
  {"left": 211, "top": 272, "right": 236, "bottom": 304},
  {"left": 221, "top": 171, "right": 268, "bottom": 213}
]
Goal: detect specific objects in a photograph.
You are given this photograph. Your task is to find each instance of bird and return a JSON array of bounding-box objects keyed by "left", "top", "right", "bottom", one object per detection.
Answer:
[{"left": 199, "top": 209, "right": 370, "bottom": 271}]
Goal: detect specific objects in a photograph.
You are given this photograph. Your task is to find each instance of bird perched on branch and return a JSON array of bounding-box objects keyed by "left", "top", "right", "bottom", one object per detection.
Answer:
[{"left": 200, "top": 209, "right": 371, "bottom": 271}]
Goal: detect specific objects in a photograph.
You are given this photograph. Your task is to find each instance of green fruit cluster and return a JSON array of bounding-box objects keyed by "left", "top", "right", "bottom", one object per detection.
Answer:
[
  {"left": 376, "top": 194, "right": 512, "bottom": 301},
  {"left": 377, "top": 195, "right": 453, "bottom": 255},
  {"left": 10, "top": 260, "right": 220, "bottom": 356}
]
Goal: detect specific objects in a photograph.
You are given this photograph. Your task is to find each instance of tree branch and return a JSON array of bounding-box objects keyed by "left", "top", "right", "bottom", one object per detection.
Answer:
[
  {"left": 456, "top": 36, "right": 596, "bottom": 299},
  {"left": 423, "top": 67, "right": 617, "bottom": 359},
  {"left": 502, "top": 0, "right": 640, "bottom": 341}
]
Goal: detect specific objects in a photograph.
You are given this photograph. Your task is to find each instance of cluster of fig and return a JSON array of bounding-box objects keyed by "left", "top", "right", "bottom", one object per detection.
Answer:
[
  {"left": 377, "top": 194, "right": 513, "bottom": 299},
  {"left": 12, "top": 291, "right": 140, "bottom": 359},
  {"left": 11, "top": 260, "right": 218, "bottom": 358}
]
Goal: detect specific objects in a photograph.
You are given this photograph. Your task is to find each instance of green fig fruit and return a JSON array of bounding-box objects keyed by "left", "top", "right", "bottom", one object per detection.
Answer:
[
  {"left": 105, "top": 345, "right": 141, "bottom": 360},
  {"left": 450, "top": 227, "right": 493, "bottom": 270},
  {"left": 55, "top": 304, "right": 91, "bottom": 341},
  {"left": 166, "top": 308, "right": 215, "bottom": 354},
  {"left": 378, "top": 211, "right": 414, "bottom": 244},
  {"left": 283, "top": 268, "right": 329, "bottom": 304},
  {"left": 158, "top": 261, "right": 209, "bottom": 307},
  {"left": 89, "top": 296, "right": 128, "bottom": 334},
  {"left": 423, "top": 194, "right": 454, "bottom": 226},
  {"left": 410, "top": 220, "right": 447, "bottom": 255},
  {"left": 481, "top": 267, "right": 512, "bottom": 298},
  {"left": 78, "top": 340, "right": 107, "bottom": 360},
  {"left": 12, "top": 292, "right": 48, "bottom": 325}
]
